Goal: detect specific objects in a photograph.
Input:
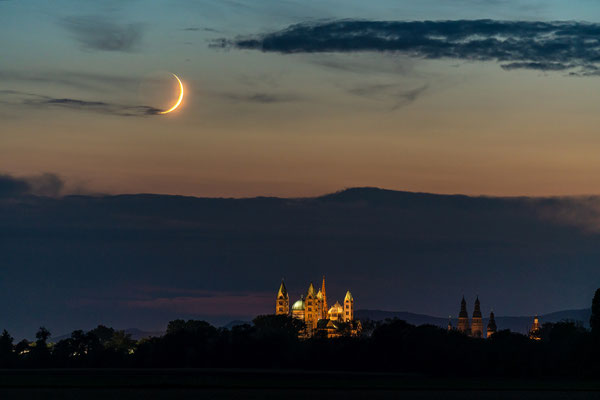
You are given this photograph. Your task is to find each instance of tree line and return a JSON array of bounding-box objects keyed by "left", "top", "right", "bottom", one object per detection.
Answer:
[{"left": 2, "top": 290, "right": 600, "bottom": 376}]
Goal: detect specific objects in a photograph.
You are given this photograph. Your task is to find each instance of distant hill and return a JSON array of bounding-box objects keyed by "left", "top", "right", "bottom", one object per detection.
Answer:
[
  {"left": 223, "top": 320, "right": 251, "bottom": 329},
  {"left": 51, "top": 328, "right": 164, "bottom": 343},
  {"left": 356, "top": 308, "right": 591, "bottom": 334}
]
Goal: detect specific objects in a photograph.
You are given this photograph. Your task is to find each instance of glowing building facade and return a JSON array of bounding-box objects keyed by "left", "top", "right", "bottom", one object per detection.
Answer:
[
  {"left": 529, "top": 315, "right": 541, "bottom": 340},
  {"left": 276, "top": 277, "right": 361, "bottom": 338},
  {"left": 455, "top": 296, "right": 496, "bottom": 339}
]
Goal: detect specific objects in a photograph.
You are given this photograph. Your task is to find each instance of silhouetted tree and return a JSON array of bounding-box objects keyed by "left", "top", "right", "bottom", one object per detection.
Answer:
[
  {"left": 591, "top": 288, "right": 600, "bottom": 338},
  {"left": 30, "top": 327, "right": 51, "bottom": 367},
  {"left": 0, "top": 330, "right": 14, "bottom": 367},
  {"left": 252, "top": 314, "right": 305, "bottom": 339}
]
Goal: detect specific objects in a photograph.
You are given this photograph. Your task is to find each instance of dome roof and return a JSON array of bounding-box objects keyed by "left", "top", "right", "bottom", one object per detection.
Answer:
[
  {"left": 292, "top": 298, "right": 305, "bottom": 311},
  {"left": 328, "top": 301, "right": 343, "bottom": 314}
]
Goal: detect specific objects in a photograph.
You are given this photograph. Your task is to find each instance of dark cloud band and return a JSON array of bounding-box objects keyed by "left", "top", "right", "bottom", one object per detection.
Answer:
[
  {"left": 218, "top": 19, "right": 600, "bottom": 74},
  {"left": 0, "top": 90, "right": 161, "bottom": 116}
]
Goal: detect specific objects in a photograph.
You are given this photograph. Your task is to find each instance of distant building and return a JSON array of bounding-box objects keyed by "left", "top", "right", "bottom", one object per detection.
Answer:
[
  {"left": 471, "top": 297, "right": 483, "bottom": 338},
  {"left": 455, "top": 296, "right": 496, "bottom": 338},
  {"left": 487, "top": 311, "right": 497, "bottom": 338},
  {"left": 529, "top": 315, "right": 541, "bottom": 340},
  {"left": 275, "top": 277, "right": 361, "bottom": 338},
  {"left": 458, "top": 296, "right": 471, "bottom": 335},
  {"left": 276, "top": 280, "right": 289, "bottom": 315}
]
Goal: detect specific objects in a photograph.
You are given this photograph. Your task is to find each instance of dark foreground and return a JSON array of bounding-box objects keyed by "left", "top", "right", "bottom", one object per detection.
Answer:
[{"left": 1, "top": 369, "right": 600, "bottom": 399}]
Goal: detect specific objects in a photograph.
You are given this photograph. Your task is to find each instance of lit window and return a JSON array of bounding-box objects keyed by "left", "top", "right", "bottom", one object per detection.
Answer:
[{"left": 279, "top": 308, "right": 283, "bottom": 312}]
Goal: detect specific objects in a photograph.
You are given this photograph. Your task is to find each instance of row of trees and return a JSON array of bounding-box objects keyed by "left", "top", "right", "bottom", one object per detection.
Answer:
[{"left": 1, "top": 289, "right": 600, "bottom": 374}]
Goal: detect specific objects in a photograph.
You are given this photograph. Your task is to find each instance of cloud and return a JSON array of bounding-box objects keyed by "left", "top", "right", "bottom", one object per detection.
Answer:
[
  {"left": 347, "top": 83, "right": 427, "bottom": 109},
  {"left": 61, "top": 15, "right": 144, "bottom": 52},
  {"left": 0, "top": 173, "right": 64, "bottom": 198},
  {"left": 535, "top": 197, "right": 600, "bottom": 233},
  {"left": 0, "top": 70, "right": 141, "bottom": 93},
  {"left": 218, "top": 19, "right": 600, "bottom": 75},
  {"left": 219, "top": 92, "right": 303, "bottom": 104},
  {"left": 0, "top": 90, "right": 161, "bottom": 116},
  {"left": 124, "top": 287, "right": 272, "bottom": 316},
  {"left": 183, "top": 27, "right": 221, "bottom": 33}
]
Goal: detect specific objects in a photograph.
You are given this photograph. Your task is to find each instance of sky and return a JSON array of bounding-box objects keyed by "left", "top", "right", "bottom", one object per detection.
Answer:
[
  {"left": 4, "top": 0, "right": 600, "bottom": 197},
  {"left": 4, "top": 0, "right": 600, "bottom": 338}
]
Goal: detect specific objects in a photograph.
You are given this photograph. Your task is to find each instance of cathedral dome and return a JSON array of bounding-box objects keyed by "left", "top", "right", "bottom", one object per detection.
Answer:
[
  {"left": 292, "top": 298, "right": 305, "bottom": 311},
  {"left": 328, "top": 302, "right": 343, "bottom": 314}
]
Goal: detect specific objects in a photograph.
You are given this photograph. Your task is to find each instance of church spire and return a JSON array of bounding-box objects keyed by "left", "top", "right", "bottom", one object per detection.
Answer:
[
  {"left": 321, "top": 275, "right": 328, "bottom": 320},
  {"left": 473, "top": 296, "right": 482, "bottom": 318},
  {"left": 486, "top": 310, "right": 497, "bottom": 338},
  {"left": 277, "top": 279, "right": 288, "bottom": 298},
  {"left": 471, "top": 296, "right": 483, "bottom": 338},
  {"left": 459, "top": 296, "right": 468, "bottom": 318},
  {"left": 275, "top": 279, "right": 289, "bottom": 315},
  {"left": 457, "top": 296, "right": 471, "bottom": 335}
]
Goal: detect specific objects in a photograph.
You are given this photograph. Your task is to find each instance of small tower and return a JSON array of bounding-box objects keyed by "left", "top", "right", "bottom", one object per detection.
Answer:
[
  {"left": 276, "top": 280, "right": 289, "bottom": 315},
  {"left": 529, "top": 315, "right": 541, "bottom": 340},
  {"left": 447, "top": 316, "right": 453, "bottom": 331},
  {"left": 458, "top": 296, "right": 471, "bottom": 335},
  {"left": 471, "top": 296, "right": 483, "bottom": 338},
  {"left": 305, "top": 283, "right": 318, "bottom": 333},
  {"left": 344, "top": 290, "right": 354, "bottom": 322},
  {"left": 321, "top": 276, "right": 328, "bottom": 320},
  {"left": 486, "top": 311, "right": 497, "bottom": 338},
  {"left": 316, "top": 290, "right": 324, "bottom": 320}
]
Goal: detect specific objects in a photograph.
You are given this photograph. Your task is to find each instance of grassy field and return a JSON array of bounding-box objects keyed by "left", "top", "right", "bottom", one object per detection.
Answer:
[{"left": 1, "top": 369, "right": 600, "bottom": 399}]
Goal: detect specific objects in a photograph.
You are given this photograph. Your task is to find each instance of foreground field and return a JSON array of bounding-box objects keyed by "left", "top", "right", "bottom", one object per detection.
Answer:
[{"left": 1, "top": 369, "right": 600, "bottom": 399}]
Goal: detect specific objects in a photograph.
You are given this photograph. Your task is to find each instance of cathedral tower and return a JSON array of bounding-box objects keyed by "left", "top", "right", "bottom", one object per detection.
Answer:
[
  {"left": 344, "top": 290, "right": 354, "bottom": 322},
  {"left": 529, "top": 315, "right": 541, "bottom": 340},
  {"left": 471, "top": 297, "right": 483, "bottom": 338},
  {"left": 486, "top": 311, "right": 497, "bottom": 338},
  {"left": 457, "top": 296, "right": 471, "bottom": 335},
  {"left": 316, "top": 290, "right": 324, "bottom": 320},
  {"left": 321, "top": 276, "right": 328, "bottom": 320},
  {"left": 276, "top": 280, "right": 289, "bottom": 315},
  {"left": 305, "top": 283, "right": 318, "bottom": 332}
]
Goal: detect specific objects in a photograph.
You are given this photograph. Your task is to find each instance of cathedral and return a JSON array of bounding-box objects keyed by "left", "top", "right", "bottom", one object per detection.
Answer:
[
  {"left": 276, "top": 277, "right": 361, "bottom": 338},
  {"left": 450, "top": 296, "right": 497, "bottom": 338}
]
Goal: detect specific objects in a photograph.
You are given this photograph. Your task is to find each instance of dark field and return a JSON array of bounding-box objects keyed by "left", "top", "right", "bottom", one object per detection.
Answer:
[{"left": 1, "top": 369, "right": 600, "bottom": 399}]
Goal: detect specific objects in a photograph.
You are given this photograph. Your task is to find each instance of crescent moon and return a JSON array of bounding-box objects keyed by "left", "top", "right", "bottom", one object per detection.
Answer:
[{"left": 159, "top": 73, "right": 184, "bottom": 114}]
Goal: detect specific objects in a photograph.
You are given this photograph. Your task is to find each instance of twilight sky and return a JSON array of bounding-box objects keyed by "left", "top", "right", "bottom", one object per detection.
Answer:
[
  {"left": 4, "top": 0, "right": 600, "bottom": 197},
  {"left": 4, "top": 1, "right": 600, "bottom": 339}
]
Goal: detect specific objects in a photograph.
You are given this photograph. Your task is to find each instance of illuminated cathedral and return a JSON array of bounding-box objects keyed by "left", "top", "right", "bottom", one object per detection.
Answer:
[
  {"left": 451, "top": 296, "right": 497, "bottom": 338},
  {"left": 276, "top": 276, "right": 361, "bottom": 338}
]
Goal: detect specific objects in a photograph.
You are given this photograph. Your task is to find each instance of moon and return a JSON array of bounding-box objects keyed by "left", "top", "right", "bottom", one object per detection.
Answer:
[{"left": 159, "top": 73, "right": 184, "bottom": 114}]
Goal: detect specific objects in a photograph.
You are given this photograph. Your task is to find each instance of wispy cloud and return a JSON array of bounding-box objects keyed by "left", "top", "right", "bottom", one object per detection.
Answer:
[
  {"left": 61, "top": 15, "right": 144, "bottom": 52},
  {"left": 0, "top": 70, "right": 141, "bottom": 93},
  {"left": 219, "top": 91, "right": 303, "bottom": 104},
  {"left": 0, "top": 172, "right": 64, "bottom": 198},
  {"left": 1, "top": 90, "right": 160, "bottom": 117},
  {"left": 347, "top": 83, "right": 428, "bottom": 109},
  {"left": 218, "top": 19, "right": 600, "bottom": 75},
  {"left": 536, "top": 197, "right": 600, "bottom": 233}
]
